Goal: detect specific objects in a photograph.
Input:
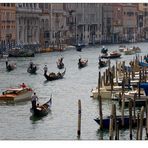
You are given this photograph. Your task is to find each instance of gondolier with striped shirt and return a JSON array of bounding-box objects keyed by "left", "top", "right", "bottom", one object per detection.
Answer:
[{"left": 31, "top": 92, "right": 39, "bottom": 109}]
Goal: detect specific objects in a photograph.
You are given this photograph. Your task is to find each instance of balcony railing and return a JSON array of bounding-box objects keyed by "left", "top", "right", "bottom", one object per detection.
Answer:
[{"left": 17, "top": 8, "right": 42, "bottom": 13}]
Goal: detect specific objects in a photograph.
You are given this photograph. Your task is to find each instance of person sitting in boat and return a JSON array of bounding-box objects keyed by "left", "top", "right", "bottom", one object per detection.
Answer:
[
  {"left": 57, "top": 72, "right": 62, "bottom": 77},
  {"left": 31, "top": 92, "right": 39, "bottom": 109},
  {"left": 43, "top": 65, "right": 48, "bottom": 74},
  {"left": 20, "top": 83, "right": 27, "bottom": 89},
  {"left": 49, "top": 72, "right": 56, "bottom": 77}
]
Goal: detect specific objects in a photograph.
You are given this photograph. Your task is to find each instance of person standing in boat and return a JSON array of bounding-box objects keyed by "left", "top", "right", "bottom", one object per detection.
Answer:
[
  {"left": 29, "top": 60, "right": 33, "bottom": 69},
  {"left": 43, "top": 65, "right": 48, "bottom": 74},
  {"left": 6, "top": 57, "right": 8, "bottom": 66},
  {"left": 31, "top": 92, "right": 39, "bottom": 109}
]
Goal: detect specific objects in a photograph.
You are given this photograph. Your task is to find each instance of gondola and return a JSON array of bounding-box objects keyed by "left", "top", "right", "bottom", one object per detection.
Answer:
[
  {"left": 56, "top": 57, "right": 64, "bottom": 69},
  {"left": 98, "top": 59, "right": 108, "bottom": 68},
  {"left": 94, "top": 115, "right": 146, "bottom": 129},
  {"left": 75, "top": 43, "right": 85, "bottom": 52},
  {"left": 44, "top": 68, "right": 66, "bottom": 81},
  {"left": 76, "top": 45, "right": 82, "bottom": 52},
  {"left": 30, "top": 98, "right": 52, "bottom": 117},
  {"left": 6, "top": 61, "right": 16, "bottom": 72},
  {"left": 78, "top": 59, "right": 88, "bottom": 68},
  {"left": 27, "top": 65, "right": 38, "bottom": 74},
  {"left": 101, "top": 51, "right": 121, "bottom": 59},
  {"left": 101, "top": 47, "right": 108, "bottom": 54}
]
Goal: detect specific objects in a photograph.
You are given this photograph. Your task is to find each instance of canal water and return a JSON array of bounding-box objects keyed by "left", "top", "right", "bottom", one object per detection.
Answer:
[{"left": 0, "top": 42, "right": 148, "bottom": 140}]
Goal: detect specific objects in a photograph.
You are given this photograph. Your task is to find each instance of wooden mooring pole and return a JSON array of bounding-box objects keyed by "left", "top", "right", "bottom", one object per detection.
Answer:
[
  {"left": 138, "top": 106, "right": 144, "bottom": 140},
  {"left": 77, "top": 99, "right": 81, "bottom": 137},
  {"left": 136, "top": 112, "right": 140, "bottom": 140},
  {"left": 98, "top": 72, "right": 103, "bottom": 129},
  {"left": 121, "top": 95, "right": 125, "bottom": 127},
  {"left": 129, "top": 99, "right": 133, "bottom": 140},
  {"left": 146, "top": 99, "right": 148, "bottom": 138},
  {"left": 109, "top": 104, "right": 114, "bottom": 140}
]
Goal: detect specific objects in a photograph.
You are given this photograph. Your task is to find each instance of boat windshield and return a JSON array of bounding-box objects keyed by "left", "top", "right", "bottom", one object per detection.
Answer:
[{"left": 3, "top": 88, "right": 23, "bottom": 95}]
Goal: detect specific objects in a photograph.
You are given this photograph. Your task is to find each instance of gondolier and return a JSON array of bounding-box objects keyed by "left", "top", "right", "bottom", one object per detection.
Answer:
[
  {"left": 31, "top": 92, "right": 39, "bottom": 109},
  {"left": 43, "top": 65, "right": 48, "bottom": 74}
]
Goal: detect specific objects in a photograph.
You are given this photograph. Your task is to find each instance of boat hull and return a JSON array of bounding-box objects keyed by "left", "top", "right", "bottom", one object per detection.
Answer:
[
  {"left": 94, "top": 116, "right": 146, "bottom": 129},
  {"left": 0, "top": 89, "right": 33, "bottom": 102}
]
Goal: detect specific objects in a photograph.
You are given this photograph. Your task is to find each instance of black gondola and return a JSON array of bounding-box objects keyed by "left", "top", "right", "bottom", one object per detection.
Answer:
[
  {"left": 76, "top": 45, "right": 82, "bottom": 52},
  {"left": 30, "top": 98, "right": 52, "bottom": 117},
  {"left": 27, "top": 65, "right": 38, "bottom": 74},
  {"left": 98, "top": 58, "right": 108, "bottom": 68},
  {"left": 78, "top": 59, "right": 88, "bottom": 68},
  {"left": 44, "top": 68, "right": 66, "bottom": 81},
  {"left": 6, "top": 61, "right": 16, "bottom": 72},
  {"left": 56, "top": 57, "right": 64, "bottom": 69},
  {"left": 101, "top": 47, "right": 108, "bottom": 54}
]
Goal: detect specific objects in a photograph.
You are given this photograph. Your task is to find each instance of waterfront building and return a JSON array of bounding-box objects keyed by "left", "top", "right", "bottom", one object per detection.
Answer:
[
  {"left": 0, "top": 3, "right": 16, "bottom": 50},
  {"left": 65, "top": 3, "right": 103, "bottom": 45},
  {"left": 112, "top": 4, "right": 123, "bottom": 43},
  {"left": 122, "top": 3, "right": 138, "bottom": 43},
  {"left": 139, "top": 3, "right": 148, "bottom": 40},
  {"left": 102, "top": 3, "right": 113, "bottom": 43},
  {"left": 39, "top": 3, "right": 50, "bottom": 48},
  {"left": 16, "top": 3, "right": 42, "bottom": 45},
  {"left": 48, "top": 3, "right": 67, "bottom": 49}
]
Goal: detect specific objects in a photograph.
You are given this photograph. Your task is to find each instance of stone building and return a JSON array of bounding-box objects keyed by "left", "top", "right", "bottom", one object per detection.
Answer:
[
  {"left": 112, "top": 4, "right": 123, "bottom": 43},
  {"left": 48, "top": 3, "right": 67, "bottom": 49},
  {"left": 0, "top": 3, "right": 16, "bottom": 50},
  {"left": 122, "top": 3, "right": 138, "bottom": 42},
  {"left": 139, "top": 3, "right": 148, "bottom": 40},
  {"left": 16, "top": 3, "right": 42, "bottom": 45},
  {"left": 39, "top": 3, "right": 50, "bottom": 48},
  {"left": 65, "top": 3, "right": 103, "bottom": 45},
  {"left": 102, "top": 3, "right": 113, "bottom": 43}
]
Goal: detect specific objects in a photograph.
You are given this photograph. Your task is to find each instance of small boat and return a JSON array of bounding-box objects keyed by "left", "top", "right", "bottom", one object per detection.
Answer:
[
  {"left": 101, "top": 51, "right": 121, "bottom": 59},
  {"left": 63, "top": 45, "right": 76, "bottom": 51},
  {"left": 118, "top": 45, "right": 126, "bottom": 52},
  {"left": 94, "top": 115, "right": 146, "bottom": 129},
  {"left": 98, "top": 58, "right": 108, "bottom": 68},
  {"left": 44, "top": 68, "right": 66, "bottom": 81},
  {"left": 124, "top": 48, "right": 135, "bottom": 55},
  {"left": 56, "top": 57, "right": 64, "bottom": 69},
  {"left": 101, "top": 47, "right": 108, "bottom": 54},
  {"left": 27, "top": 65, "right": 38, "bottom": 74},
  {"left": 76, "top": 45, "right": 82, "bottom": 52},
  {"left": 0, "top": 86, "right": 33, "bottom": 102},
  {"left": 6, "top": 61, "right": 16, "bottom": 72},
  {"left": 75, "top": 43, "right": 85, "bottom": 52},
  {"left": 78, "top": 58, "right": 88, "bottom": 68},
  {"left": 9, "top": 47, "right": 35, "bottom": 57},
  {"left": 30, "top": 98, "right": 52, "bottom": 117}
]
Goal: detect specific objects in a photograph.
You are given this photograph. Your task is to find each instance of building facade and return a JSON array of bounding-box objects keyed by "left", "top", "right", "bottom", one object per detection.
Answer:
[
  {"left": 112, "top": 3, "right": 123, "bottom": 43},
  {"left": 0, "top": 3, "right": 16, "bottom": 50},
  {"left": 48, "top": 3, "right": 67, "bottom": 49},
  {"left": 39, "top": 3, "right": 50, "bottom": 48},
  {"left": 16, "top": 3, "right": 42, "bottom": 45},
  {"left": 102, "top": 4, "right": 113, "bottom": 43},
  {"left": 65, "top": 3, "right": 103, "bottom": 45}
]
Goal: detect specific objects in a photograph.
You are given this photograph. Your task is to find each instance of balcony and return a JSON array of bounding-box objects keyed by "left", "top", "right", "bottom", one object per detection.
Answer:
[{"left": 17, "top": 7, "right": 42, "bottom": 13}]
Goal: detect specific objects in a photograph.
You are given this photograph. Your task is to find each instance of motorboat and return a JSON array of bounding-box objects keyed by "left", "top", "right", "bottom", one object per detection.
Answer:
[{"left": 0, "top": 86, "right": 33, "bottom": 102}]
